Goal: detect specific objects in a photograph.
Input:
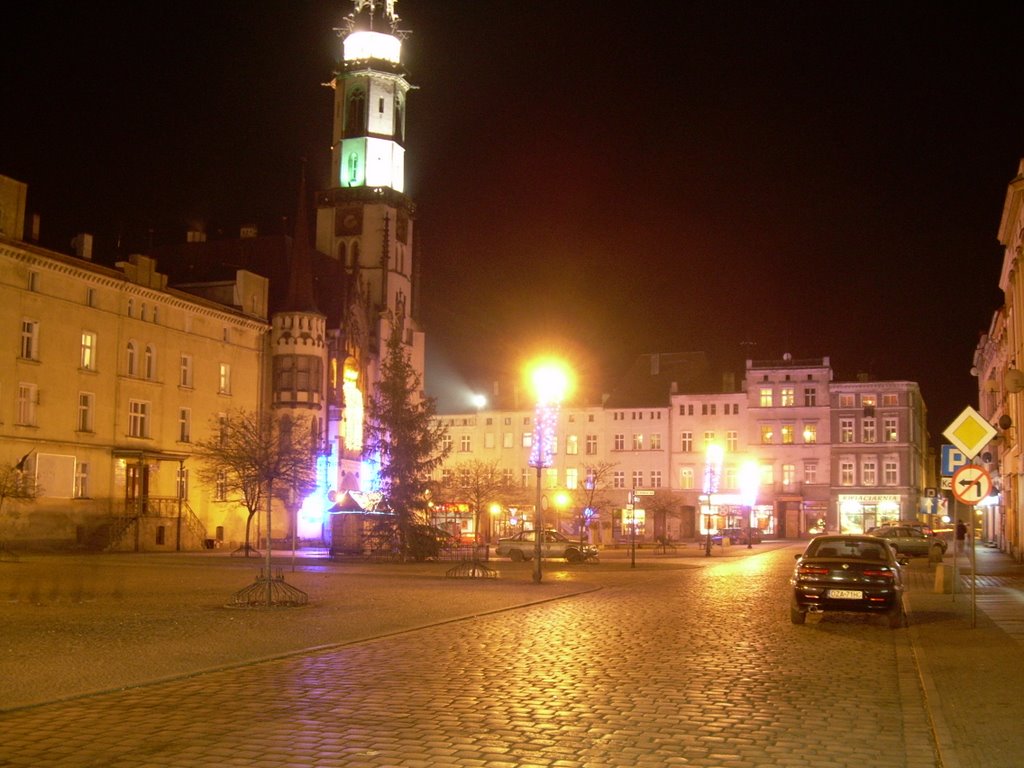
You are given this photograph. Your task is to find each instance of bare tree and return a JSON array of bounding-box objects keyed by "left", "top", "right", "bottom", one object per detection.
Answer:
[
  {"left": 0, "top": 454, "right": 40, "bottom": 550},
  {"left": 193, "top": 409, "right": 317, "bottom": 556},
  {"left": 449, "top": 459, "right": 510, "bottom": 546},
  {"left": 572, "top": 461, "right": 618, "bottom": 546},
  {"left": 644, "top": 490, "right": 683, "bottom": 548}
]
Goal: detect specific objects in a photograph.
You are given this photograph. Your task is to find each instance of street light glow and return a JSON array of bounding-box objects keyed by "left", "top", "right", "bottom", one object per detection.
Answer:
[{"left": 528, "top": 358, "right": 573, "bottom": 405}]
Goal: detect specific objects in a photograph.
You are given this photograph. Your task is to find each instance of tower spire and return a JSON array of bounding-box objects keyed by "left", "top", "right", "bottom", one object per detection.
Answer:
[{"left": 283, "top": 160, "right": 319, "bottom": 314}]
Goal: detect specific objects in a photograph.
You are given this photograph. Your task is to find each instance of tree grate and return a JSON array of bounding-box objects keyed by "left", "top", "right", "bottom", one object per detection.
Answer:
[
  {"left": 230, "top": 568, "right": 308, "bottom": 607},
  {"left": 445, "top": 559, "right": 498, "bottom": 579}
]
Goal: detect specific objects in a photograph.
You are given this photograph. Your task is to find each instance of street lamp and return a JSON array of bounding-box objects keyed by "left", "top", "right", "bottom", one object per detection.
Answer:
[
  {"left": 739, "top": 459, "right": 760, "bottom": 549},
  {"left": 527, "top": 358, "right": 573, "bottom": 583},
  {"left": 703, "top": 443, "right": 724, "bottom": 556}
]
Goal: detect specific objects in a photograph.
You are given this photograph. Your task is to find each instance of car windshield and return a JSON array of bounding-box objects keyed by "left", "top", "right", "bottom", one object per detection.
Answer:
[{"left": 807, "top": 539, "right": 888, "bottom": 561}]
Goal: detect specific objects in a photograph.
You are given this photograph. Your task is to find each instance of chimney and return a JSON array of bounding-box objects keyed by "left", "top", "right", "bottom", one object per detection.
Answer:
[
  {"left": 30, "top": 213, "right": 40, "bottom": 242},
  {"left": 71, "top": 233, "right": 93, "bottom": 260},
  {"left": 186, "top": 229, "right": 206, "bottom": 243}
]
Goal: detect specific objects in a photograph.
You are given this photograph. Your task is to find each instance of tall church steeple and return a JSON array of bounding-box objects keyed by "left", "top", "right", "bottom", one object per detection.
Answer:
[{"left": 316, "top": 0, "right": 423, "bottom": 394}]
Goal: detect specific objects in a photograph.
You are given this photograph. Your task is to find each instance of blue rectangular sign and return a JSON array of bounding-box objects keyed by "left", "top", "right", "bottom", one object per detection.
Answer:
[{"left": 941, "top": 444, "right": 968, "bottom": 477}]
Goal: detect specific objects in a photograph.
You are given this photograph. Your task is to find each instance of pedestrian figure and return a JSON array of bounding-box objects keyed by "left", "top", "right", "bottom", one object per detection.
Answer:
[{"left": 955, "top": 519, "right": 968, "bottom": 555}]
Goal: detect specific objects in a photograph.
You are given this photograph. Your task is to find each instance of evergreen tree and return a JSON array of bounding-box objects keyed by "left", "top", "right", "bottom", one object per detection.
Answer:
[{"left": 365, "top": 326, "right": 450, "bottom": 559}]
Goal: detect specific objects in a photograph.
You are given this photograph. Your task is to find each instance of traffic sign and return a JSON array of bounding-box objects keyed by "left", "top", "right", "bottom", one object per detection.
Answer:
[
  {"left": 951, "top": 465, "right": 992, "bottom": 505},
  {"left": 943, "top": 406, "right": 997, "bottom": 460},
  {"left": 940, "top": 444, "right": 968, "bottom": 477},
  {"left": 632, "top": 490, "right": 655, "bottom": 496}
]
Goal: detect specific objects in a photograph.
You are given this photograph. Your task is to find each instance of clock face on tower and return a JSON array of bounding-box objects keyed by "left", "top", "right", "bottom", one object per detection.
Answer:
[{"left": 336, "top": 207, "right": 363, "bottom": 236}]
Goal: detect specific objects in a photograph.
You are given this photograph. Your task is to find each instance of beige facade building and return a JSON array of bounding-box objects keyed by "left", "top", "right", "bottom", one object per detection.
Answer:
[
  {"left": 1, "top": 221, "right": 269, "bottom": 550},
  {"left": 433, "top": 354, "right": 930, "bottom": 546}
]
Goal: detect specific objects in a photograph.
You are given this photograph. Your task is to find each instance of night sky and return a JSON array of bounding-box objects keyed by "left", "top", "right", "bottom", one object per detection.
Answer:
[{"left": 3, "top": 1, "right": 1020, "bottom": 438}]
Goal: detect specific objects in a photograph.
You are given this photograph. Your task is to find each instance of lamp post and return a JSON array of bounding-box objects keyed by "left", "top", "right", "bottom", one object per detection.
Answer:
[
  {"left": 703, "top": 443, "right": 724, "bottom": 556},
  {"left": 527, "top": 358, "right": 572, "bottom": 583},
  {"left": 739, "top": 459, "right": 760, "bottom": 549}
]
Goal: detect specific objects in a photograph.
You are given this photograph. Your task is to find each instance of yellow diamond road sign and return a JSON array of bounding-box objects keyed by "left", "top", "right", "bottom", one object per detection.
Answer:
[{"left": 943, "top": 405, "right": 997, "bottom": 460}]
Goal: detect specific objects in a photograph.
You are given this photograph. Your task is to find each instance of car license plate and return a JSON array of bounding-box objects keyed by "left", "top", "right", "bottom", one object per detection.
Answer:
[{"left": 828, "top": 589, "right": 863, "bottom": 600}]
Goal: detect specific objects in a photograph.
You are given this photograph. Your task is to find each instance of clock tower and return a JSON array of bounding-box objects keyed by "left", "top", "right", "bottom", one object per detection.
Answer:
[{"left": 316, "top": 0, "right": 423, "bottom": 396}]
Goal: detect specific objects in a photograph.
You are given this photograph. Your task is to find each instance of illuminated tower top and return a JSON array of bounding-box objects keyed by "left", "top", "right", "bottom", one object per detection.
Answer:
[
  {"left": 343, "top": 0, "right": 406, "bottom": 63},
  {"left": 331, "top": 0, "right": 411, "bottom": 193}
]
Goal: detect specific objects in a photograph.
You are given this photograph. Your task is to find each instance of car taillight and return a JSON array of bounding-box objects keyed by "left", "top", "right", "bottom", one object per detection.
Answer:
[
  {"left": 863, "top": 569, "right": 895, "bottom": 579},
  {"left": 798, "top": 566, "right": 830, "bottom": 575}
]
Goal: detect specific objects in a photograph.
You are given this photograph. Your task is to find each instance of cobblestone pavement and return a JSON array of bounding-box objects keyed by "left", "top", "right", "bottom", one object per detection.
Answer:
[{"left": 1, "top": 547, "right": 940, "bottom": 768}]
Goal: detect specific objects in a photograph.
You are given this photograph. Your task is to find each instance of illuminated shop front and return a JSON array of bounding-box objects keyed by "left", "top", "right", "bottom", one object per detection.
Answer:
[{"left": 837, "top": 494, "right": 903, "bottom": 534}]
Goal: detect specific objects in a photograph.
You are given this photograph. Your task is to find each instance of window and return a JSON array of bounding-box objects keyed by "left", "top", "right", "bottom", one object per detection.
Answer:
[
  {"left": 86, "top": 288, "right": 97, "bottom": 307},
  {"left": 218, "top": 363, "right": 231, "bottom": 394},
  {"left": 780, "top": 387, "right": 795, "bottom": 407},
  {"left": 781, "top": 424, "right": 794, "bottom": 444},
  {"left": 862, "top": 394, "right": 877, "bottom": 410},
  {"left": 631, "top": 470, "right": 643, "bottom": 488},
  {"left": 17, "top": 383, "right": 38, "bottom": 426},
  {"left": 632, "top": 434, "right": 643, "bottom": 450},
  {"left": 502, "top": 468, "right": 514, "bottom": 486},
  {"left": 650, "top": 433, "right": 662, "bottom": 450},
  {"left": 862, "top": 459, "right": 877, "bottom": 486},
  {"left": 180, "top": 354, "right": 194, "bottom": 387},
  {"left": 840, "top": 418, "right": 854, "bottom": 443},
  {"left": 614, "top": 434, "right": 624, "bottom": 451},
  {"left": 782, "top": 463, "right": 796, "bottom": 488},
  {"left": 585, "top": 434, "right": 597, "bottom": 455},
  {"left": 80, "top": 332, "right": 96, "bottom": 370},
  {"left": 726, "top": 431, "right": 737, "bottom": 452},
  {"left": 545, "top": 468, "right": 558, "bottom": 489},
  {"left": 179, "top": 408, "right": 191, "bottom": 443},
  {"left": 20, "top": 320, "right": 39, "bottom": 360},
  {"left": 703, "top": 431, "right": 716, "bottom": 448},
  {"left": 28, "top": 270, "right": 39, "bottom": 291},
  {"left": 724, "top": 467, "right": 736, "bottom": 489},
  {"left": 503, "top": 432, "right": 513, "bottom": 449},
  {"left": 760, "top": 425, "right": 774, "bottom": 444},
  {"left": 884, "top": 460, "right": 899, "bottom": 485},
  {"left": 759, "top": 388, "right": 773, "bottom": 407},
  {"left": 650, "top": 470, "right": 662, "bottom": 488},
  {"left": 566, "top": 434, "right": 579, "bottom": 455},
  {"left": 128, "top": 400, "right": 150, "bottom": 438},
  {"left": 882, "top": 393, "right": 899, "bottom": 407},
  {"left": 176, "top": 467, "right": 188, "bottom": 500},
  {"left": 613, "top": 471, "right": 625, "bottom": 489},
  {"left": 522, "top": 432, "right": 533, "bottom": 448},
  {"left": 520, "top": 468, "right": 530, "bottom": 488},
  {"left": 862, "top": 418, "right": 876, "bottom": 443},
  {"left": 441, "top": 468, "right": 453, "bottom": 486},
  {"left": 802, "top": 424, "right": 817, "bottom": 443},
  {"left": 215, "top": 471, "right": 228, "bottom": 501},
  {"left": 218, "top": 413, "right": 228, "bottom": 446},
  {"left": 839, "top": 393, "right": 855, "bottom": 407},
  {"left": 441, "top": 434, "right": 453, "bottom": 453},
  {"left": 74, "top": 462, "right": 90, "bottom": 498},
  {"left": 126, "top": 341, "right": 138, "bottom": 376},
  {"left": 840, "top": 460, "right": 855, "bottom": 486},
  {"left": 460, "top": 434, "right": 471, "bottom": 452},
  {"left": 803, "top": 461, "right": 817, "bottom": 485},
  {"left": 566, "top": 467, "right": 578, "bottom": 490},
  {"left": 77, "top": 392, "right": 94, "bottom": 432},
  {"left": 679, "top": 467, "right": 694, "bottom": 489},
  {"left": 680, "top": 432, "right": 692, "bottom": 452},
  {"left": 484, "top": 432, "right": 495, "bottom": 449},
  {"left": 884, "top": 418, "right": 898, "bottom": 442},
  {"left": 144, "top": 345, "right": 156, "bottom": 380},
  {"left": 803, "top": 387, "right": 817, "bottom": 407}
]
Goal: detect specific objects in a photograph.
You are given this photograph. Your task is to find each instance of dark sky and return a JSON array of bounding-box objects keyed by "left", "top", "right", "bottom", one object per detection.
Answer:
[{"left": 3, "top": 1, "right": 1020, "bottom": 437}]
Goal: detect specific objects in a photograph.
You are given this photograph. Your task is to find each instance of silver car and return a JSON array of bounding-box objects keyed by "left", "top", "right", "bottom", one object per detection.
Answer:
[
  {"left": 495, "top": 530, "right": 598, "bottom": 562},
  {"left": 869, "top": 525, "right": 947, "bottom": 558}
]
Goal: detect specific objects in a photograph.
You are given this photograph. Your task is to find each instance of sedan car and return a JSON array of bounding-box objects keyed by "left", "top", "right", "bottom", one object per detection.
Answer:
[
  {"left": 495, "top": 530, "right": 598, "bottom": 562},
  {"left": 868, "top": 525, "right": 947, "bottom": 558},
  {"left": 790, "top": 535, "right": 907, "bottom": 628}
]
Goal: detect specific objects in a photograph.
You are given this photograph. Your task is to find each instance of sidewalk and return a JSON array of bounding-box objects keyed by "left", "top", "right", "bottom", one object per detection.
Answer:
[{"left": 905, "top": 544, "right": 1024, "bottom": 768}]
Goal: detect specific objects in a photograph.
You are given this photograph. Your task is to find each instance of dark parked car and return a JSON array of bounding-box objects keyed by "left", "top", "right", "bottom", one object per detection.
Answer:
[
  {"left": 790, "top": 535, "right": 907, "bottom": 628},
  {"left": 711, "top": 528, "right": 762, "bottom": 545},
  {"left": 495, "top": 530, "right": 598, "bottom": 562},
  {"left": 868, "top": 525, "right": 947, "bottom": 558}
]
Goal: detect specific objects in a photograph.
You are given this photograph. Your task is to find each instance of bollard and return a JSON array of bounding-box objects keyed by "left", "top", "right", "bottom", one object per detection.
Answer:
[{"left": 934, "top": 564, "right": 954, "bottom": 594}]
